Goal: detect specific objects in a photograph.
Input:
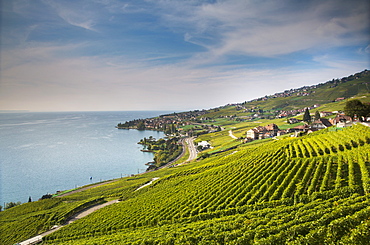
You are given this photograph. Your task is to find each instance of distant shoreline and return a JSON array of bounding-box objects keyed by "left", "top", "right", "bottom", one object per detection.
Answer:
[
  {"left": 116, "top": 126, "right": 163, "bottom": 132},
  {"left": 0, "top": 110, "right": 29, "bottom": 113}
]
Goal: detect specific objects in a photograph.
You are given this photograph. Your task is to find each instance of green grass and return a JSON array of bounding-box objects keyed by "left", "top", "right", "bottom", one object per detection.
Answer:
[
  {"left": 315, "top": 93, "right": 370, "bottom": 113},
  {"left": 279, "top": 122, "right": 305, "bottom": 130},
  {"left": 180, "top": 124, "right": 201, "bottom": 130},
  {"left": 198, "top": 72, "right": 370, "bottom": 120}
]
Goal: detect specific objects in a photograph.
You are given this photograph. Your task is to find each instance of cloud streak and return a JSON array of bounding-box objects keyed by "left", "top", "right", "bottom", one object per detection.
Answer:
[
  {"left": 153, "top": 0, "right": 369, "bottom": 58},
  {"left": 42, "top": 0, "right": 97, "bottom": 31}
]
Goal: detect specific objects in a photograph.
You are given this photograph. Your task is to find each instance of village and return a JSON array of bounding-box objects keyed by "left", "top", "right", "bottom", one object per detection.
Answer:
[
  {"left": 117, "top": 103, "right": 369, "bottom": 153},
  {"left": 196, "top": 101, "right": 370, "bottom": 152},
  {"left": 245, "top": 113, "right": 354, "bottom": 142},
  {"left": 116, "top": 110, "right": 220, "bottom": 135},
  {"left": 195, "top": 111, "right": 356, "bottom": 152}
]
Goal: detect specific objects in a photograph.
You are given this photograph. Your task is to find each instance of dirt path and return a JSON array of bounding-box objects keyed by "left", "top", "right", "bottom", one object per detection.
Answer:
[
  {"left": 135, "top": 177, "right": 160, "bottom": 191},
  {"left": 64, "top": 199, "right": 119, "bottom": 224},
  {"left": 229, "top": 130, "right": 238, "bottom": 139},
  {"left": 19, "top": 199, "right": 119, "bottom": 244}
]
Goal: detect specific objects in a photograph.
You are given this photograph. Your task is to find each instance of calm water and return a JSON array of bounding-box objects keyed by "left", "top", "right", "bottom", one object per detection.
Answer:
[{"left": 0, "top": 111, "right": 168, "bottom": 205}]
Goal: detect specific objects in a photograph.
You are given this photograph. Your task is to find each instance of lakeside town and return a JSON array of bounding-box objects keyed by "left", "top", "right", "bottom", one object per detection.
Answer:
[
  {"left": 118, "top": 70, "right": 370, "bottom": 143},
  {"left": 118, "top": 102, "right": 370, "bottom": 154}
]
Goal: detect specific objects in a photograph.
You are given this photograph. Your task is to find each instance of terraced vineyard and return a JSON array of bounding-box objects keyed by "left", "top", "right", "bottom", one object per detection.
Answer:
[{"left": 34, "top": 124, "right": 370, "bottom": 244}]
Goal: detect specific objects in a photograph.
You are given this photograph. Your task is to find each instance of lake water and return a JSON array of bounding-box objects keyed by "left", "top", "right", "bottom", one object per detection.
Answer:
[{"left": 0, "top": 111, "right": 168, "bottom": 205}]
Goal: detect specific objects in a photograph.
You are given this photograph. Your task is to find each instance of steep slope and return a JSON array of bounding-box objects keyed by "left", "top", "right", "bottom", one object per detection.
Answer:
[{"left": 40, "top": 124, "right": 370, "bottom": 244}]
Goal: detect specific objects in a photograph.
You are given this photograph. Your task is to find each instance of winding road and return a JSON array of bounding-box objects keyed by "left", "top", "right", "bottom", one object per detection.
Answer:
[{"left": 185, "top": 137, "right": 197, "bottom": 162}]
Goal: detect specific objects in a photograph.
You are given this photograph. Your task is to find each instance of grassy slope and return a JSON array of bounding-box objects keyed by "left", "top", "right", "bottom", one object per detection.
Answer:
[
  {"left": 2, "top": 124, "right": 369, "bottom": 244},
  {"left": 41, "top": 124, "right": 370, "bottom": 244},
  {"left": 246, "top": 73, "right": 370, "bottom": 111},
  {"left": 201, "top": 72, "right": 370, "bottom": 119}
]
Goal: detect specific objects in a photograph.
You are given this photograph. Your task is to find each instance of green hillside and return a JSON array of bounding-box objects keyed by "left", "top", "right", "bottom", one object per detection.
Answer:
[
  {"left": 1, "top": 70, "right": 370, "bottom": 245},
  {"left": 2, "top": 124, "right": 370, "bottom": 244},
  {"left": 201, "top": 69, "right": 370, "bottom": 118},
  {"left": 44, "top": 125, "right": 370, "bottom": 244}
]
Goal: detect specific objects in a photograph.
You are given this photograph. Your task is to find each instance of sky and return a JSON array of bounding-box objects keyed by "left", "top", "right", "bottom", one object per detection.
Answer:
[{"left": 0, "top": 0, "right": 369, "bottom": 112}]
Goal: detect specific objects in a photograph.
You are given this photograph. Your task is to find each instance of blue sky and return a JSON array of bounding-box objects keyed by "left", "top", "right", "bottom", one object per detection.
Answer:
[{"left": 1, "top": 0, "right": 369, "bottom": 111}]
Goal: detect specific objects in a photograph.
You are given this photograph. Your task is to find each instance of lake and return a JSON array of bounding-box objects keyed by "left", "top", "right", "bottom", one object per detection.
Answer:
[{"left": 0, "top": 111, "right": 168, "bottom": 205}]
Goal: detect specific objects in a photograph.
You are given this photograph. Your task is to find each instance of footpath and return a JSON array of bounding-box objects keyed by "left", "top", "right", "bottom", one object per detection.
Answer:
[
  {"left": 229, "top": 130, "right": 238, "bottom": 139},
  {"left": 18, "top": 199, "right": 119, "bottom": 245}
]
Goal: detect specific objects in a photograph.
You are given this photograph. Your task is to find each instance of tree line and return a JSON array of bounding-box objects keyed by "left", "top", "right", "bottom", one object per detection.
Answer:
[{"left": 138, "top": 136, "right": 182, "bottom": 170}]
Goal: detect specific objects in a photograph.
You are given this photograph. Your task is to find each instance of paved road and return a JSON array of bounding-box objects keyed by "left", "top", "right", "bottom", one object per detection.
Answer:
[{"left": 185, "top": 137, "right": 197, "bottom": 162}]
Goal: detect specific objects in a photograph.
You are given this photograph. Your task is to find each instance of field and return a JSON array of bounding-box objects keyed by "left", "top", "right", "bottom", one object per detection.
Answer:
[{"left": 2, "top": 124, "right": 369, "bottom": 244}]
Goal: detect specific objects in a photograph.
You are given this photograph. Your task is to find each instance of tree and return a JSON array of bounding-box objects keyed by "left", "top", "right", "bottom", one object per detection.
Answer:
[
  {"left": 165, "top": 124, "right": 172, "bottom": 135},
  {"left": 171, "top": 124, "right": 176, "bottom": 134},
  {"left": 40, "top": 194, "right": 52, "bottom": 199},
  {"left": 344, "top": 99, "right": 370, "bottom": 119},
  {"left": 314, "top": 110, "right": 321, "bottom": 121},
  {"left": 303, "top": 108, "right": 312, "bottom": 123},
  {"left": 137, "top": 121, "right": 145, "bottom": 130},
  {"left": 5, "top": 201, "right": 21, "bottom": 209}
]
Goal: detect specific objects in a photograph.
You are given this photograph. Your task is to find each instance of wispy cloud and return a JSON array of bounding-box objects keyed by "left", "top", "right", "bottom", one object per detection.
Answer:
[
  {"left": 42, "top": 0, "right": 97, "bottom": 31},
  {"left": 152, "top": 0, "right": 369, "bottom": 59}
]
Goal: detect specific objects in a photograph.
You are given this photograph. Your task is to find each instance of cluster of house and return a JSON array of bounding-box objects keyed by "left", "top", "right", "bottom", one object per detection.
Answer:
[
  {"left": 118, "top": 110, "right": 211, "bottom": 131},
  {"left": 246, "top": 123, "right": 281, "bottom": 140},
  {"left": 197, "top": 141, "right": 212, "bottom": 150},
  {"left": 246, "top": 114, "right": 354, "bottom": 141},
  {"left": 247, "top": 70, "right": 368, "bottom": 104},
  {"left": 276, "top": 105, "right": 319, "bottom": 118},
  {"left": 252, "top": 85, "right": 318, "bottom": 102}
]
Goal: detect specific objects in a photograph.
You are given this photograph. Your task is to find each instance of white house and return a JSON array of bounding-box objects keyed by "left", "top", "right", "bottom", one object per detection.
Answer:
[{"left": 198, "top": 141, "right": 210, "bottom": 150}]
